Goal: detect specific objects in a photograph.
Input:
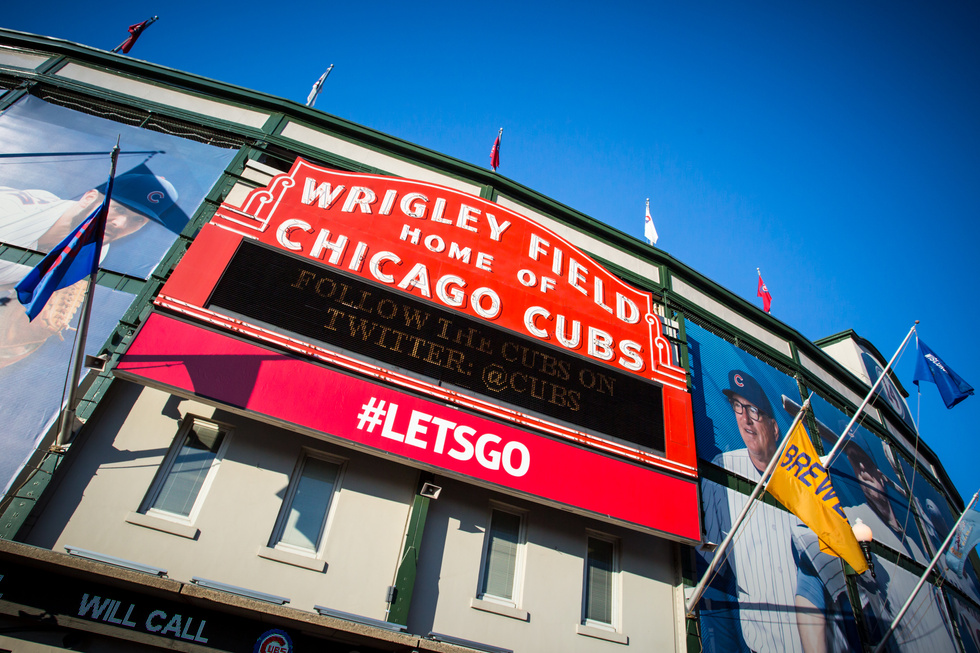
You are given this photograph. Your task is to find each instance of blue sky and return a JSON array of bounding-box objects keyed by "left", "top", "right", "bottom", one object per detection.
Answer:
[{"left": 6, "top": 1, "right": 980, "bottom": 503}]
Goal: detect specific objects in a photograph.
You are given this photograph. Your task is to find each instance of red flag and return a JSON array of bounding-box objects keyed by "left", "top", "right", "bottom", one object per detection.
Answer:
[
  {"left": 757, "top": 272, "right": 772, "bottom": 313},
  {"left": 119, "top": 17, "right": 157, "bottom": 54},
  {"left": 490, "top": 128, "right": 502, "bottom": 171}
]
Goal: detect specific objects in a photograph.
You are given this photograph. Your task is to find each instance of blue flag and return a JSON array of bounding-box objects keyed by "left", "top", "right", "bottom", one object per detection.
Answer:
[
  {"left": 913, "top": 338, "right": 975, "bottom": 409},
  {"left": 15, "top": 174, "right": 113, "bottom": 321},
  {"left": 946, "top": 507, "right": 980, "bottom": 577}
]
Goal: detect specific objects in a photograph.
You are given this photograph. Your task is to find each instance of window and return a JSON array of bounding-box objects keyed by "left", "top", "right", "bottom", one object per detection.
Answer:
[
  {"left": 583, "top": 534, "right": 619, "bottom": 629},
  {"left": 269, "top": 453, "right": 343, "bottom": 555},
  {"left": 142, "top": 418, "right": 229, "bottom": 522},
  {"left": 478, "top": 507, "right": 526, "bottom": 606}
]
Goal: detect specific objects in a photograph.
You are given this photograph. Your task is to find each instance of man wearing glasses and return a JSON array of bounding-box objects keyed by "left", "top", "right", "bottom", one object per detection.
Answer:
[{"left": 719, "top": 370, "right": 781, "bottom": 477}]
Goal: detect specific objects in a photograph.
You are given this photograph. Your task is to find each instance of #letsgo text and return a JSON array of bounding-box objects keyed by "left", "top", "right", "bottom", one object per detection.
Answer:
[{"left": 355, "top": 397, "right": 530, "bottom": 477}]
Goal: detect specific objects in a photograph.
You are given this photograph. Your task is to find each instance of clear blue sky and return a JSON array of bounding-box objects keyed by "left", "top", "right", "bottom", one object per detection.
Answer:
[{"left": 6, "top": 1, "right": 980, "bottom": 503}]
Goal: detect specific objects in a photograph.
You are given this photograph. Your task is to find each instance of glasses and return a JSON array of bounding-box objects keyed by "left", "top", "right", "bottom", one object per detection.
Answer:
[{"left": 730, "top": 400, "right": 763, "bottom": 422}]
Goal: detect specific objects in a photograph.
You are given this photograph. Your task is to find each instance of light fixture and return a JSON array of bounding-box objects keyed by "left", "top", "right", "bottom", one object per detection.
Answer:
[
  {"left": 64, "top": 545, "right": 168, "bottom": 576},
  {"left": 84, "top": 354, "right": 108, "bottom": 370},
  {"left": 427, "top": 632, "right": 512, "bottom": 653},
  {"left": 852, "top": 518, "right": 875, "bottom": 578},
  {"left": 419, "top": 482, "right": 442, "bottom": 499},
  {"left": 190, "top": 577, "right": 289, "bottom": 604},
  {"left": 314, "top": 606, "right": 406, "bottom": 632}
]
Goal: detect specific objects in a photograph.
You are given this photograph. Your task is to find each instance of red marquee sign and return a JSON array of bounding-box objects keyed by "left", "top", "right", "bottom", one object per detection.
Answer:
[
  {"left": 217, "top": 161, "right": 680, "bottom": 383},
  {"left": 153, "top": 159, "right": 697, "bottom": 477}
]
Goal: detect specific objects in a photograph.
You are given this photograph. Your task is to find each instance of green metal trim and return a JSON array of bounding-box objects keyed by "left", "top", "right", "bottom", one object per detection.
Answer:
[
  {"left": 685, "top": 615, "right": 703, "bottom": 653},
  {"left": 674, "top": 309, "right": 693, "bottom": 388},
  {"left": 0, "top": 450, "right": 62, "bottom": 540},
  {"left": 479, "top": 184, "right": 496, "bottom": 202},
  {"left": 387, "top": 484, "right": 432, "bottom": 626}
]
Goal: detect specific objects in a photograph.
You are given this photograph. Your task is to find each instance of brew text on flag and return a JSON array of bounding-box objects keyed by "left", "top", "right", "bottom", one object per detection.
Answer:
[{"left": 767, "top": 420, "right": 868, "bottom": 573}]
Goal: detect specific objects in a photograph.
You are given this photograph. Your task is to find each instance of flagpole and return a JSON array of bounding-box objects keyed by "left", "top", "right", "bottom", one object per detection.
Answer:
[
  {"left": 822, "top": 321, "right": 919, "bottom": 468},
  {"left": 55, "top": 140, "right": 120, "bottom": 449},
  {"left": 872, "top": 490, "right": 980, "bottom": 653},
  {"left": 685, "top": 393, "right": 814, "bottom": 616}
]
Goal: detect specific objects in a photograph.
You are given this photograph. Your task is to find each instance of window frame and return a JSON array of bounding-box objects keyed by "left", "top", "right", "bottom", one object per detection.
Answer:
[
  {"left": 139, "top": 416, "right": 232, "bottom": 525},
  {"left": 581, "top": 530, "right": 621, "bottom": 632},
  {"left": 476, "top": 502, "right": 528, "bottom": 609},
  {"left": 267, "top": 450, "right": 346, "bottom": 559}
]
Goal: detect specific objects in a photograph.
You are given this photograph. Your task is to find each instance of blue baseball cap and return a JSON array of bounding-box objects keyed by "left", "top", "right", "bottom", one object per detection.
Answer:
[
  {"left": 722, "top": 370, "right": 774, "bottom": 418},
  {"left": 98, "top": 172, "right": 181, "bottom": 232}
]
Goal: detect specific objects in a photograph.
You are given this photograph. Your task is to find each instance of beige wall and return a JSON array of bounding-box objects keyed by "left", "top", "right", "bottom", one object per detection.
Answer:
[
  {"left": 26, "top": 381, "right": 416, "bottom": 619},
  {"left": 410, "top": 476, "right": 681, "bottom": 651},
  {"left": 26, "top": 380, "right": 684, "bottom": 652}
]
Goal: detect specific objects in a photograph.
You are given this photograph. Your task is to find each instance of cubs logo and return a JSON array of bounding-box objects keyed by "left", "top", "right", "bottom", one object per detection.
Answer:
[
  {"left": 254, "top": 629, "right": 292, "bottom": 653},
  {"left": 147, "top": 190, "right": 165, "bottom": 204},
  {"left": 733, "top": 373, "right": 744, "bottom": 388}
]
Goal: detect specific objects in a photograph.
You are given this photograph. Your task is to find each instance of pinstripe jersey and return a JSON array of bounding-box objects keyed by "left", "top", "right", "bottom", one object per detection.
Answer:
[
  {"left": 793, "top": 526, "right": 858, "bottom": 652},
  {"left": 705, "top": 450, "right": 805, "bottom": 652}
]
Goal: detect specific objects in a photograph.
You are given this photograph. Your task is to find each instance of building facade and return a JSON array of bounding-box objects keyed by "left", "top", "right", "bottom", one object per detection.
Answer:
[{"left": 0, "top": 28, "right": 977, "bottom": 653}]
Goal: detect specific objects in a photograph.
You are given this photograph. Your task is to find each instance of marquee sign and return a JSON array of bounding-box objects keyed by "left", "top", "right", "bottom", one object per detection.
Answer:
[{"left": 152, "top": 159, "right": 697, "bottom": 476}]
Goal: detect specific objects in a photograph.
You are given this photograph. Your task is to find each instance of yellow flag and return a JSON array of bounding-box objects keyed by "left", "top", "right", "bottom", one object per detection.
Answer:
[{"left": 767, "top": 420, "right": 868, "bottom": 574}]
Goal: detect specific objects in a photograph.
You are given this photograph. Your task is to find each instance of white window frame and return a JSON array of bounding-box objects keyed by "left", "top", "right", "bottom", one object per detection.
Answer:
[
  {"left": 476, "top": 502, "right": 528, "bottom": 609},
  {"left": 582, "top": 530, "right": 621, "bottom": 632},
  {"left": 267, "top": 450, "right": 346, "bottom": 559},
  {"left": 139, "top": 416, "right": 231, "bottom": 525}
]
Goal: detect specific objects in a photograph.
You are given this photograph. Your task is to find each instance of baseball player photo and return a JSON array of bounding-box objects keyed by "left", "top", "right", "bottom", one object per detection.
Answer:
[
  {"left": 687, "top": 321, "right": 860, "bottom": 652},
  {"left": 0, "top": 94, "right": 234, "bottom": 495}
]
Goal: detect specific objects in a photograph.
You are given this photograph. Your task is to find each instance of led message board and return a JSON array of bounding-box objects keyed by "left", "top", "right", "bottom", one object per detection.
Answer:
[
  {"left": 209, "top": 240, "right": 665, "bottom": 454},
  {"left": 154, "top": 159, "right": 697, "bottom": 475}
]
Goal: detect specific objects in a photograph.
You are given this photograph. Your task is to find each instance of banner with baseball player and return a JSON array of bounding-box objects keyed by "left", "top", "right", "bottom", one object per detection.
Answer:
[
  {"left": 0, "top": 95, "right": 236, "bottom": 495},
  {"left": 0, "top": 95, "right": 235, "bottom": 280},
  {"left": 807, "top": 394, "right": 930, "bottom": 567},
  {"left": 685, "top": 320, "right": 804, "bottom": 480},
  {"left": 855, "top": 555, "right": 959, "bottom": 653},
  {"left": 947, "top": 590, "right": 980, "bottom": 653},
  {"left": 857, "top": 343, "right": 918, "bottom": 434},
  {"left": 686, "top": 321, "right": 862, "bottom": 652},
  {"left": 0, "top": 261, "right": 134, "bottom": 494},
  {"left": 895, "top": 453, "right": 980, "bottom": 603},
  {"left": 697, "top": 478, "right": 862, "bottom": 652}
]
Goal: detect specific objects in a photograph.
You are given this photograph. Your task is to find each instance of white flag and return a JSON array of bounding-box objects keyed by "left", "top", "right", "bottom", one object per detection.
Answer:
[
  {"left": 644, "top": 199, "right": 659, "bottom": 245},
  {"left": 306, "top": 65, "right": 333, "bottom": 107}
]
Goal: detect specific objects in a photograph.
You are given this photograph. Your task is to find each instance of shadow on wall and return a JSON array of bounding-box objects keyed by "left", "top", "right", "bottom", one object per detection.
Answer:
[{"left": 20, "top": 382, "right": 167, "bottom": 548}]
